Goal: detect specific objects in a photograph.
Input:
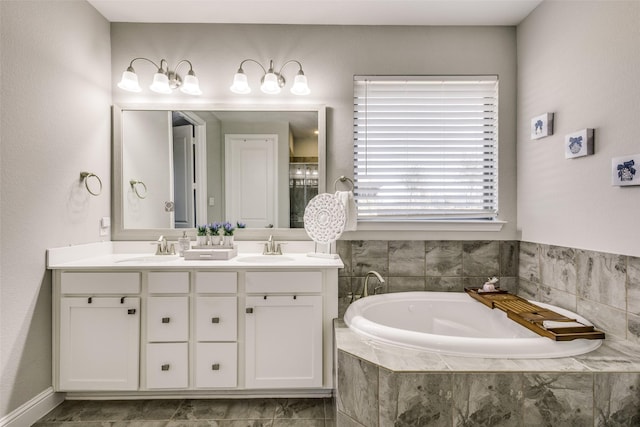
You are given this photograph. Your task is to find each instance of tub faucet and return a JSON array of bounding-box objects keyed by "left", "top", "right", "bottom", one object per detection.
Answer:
[{"left": 363, "top": 271, "right": 385, "bottom": 297}]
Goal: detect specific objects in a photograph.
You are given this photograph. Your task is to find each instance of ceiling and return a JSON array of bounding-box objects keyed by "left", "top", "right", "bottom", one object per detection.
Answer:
[{"left": 87, "top": 0, "right": 542, "bottom": 26}]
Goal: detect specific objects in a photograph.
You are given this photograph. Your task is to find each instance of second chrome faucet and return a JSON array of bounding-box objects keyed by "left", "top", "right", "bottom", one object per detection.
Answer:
[{"left": 262, "top": 235, "right": 283, "bottom": 255}]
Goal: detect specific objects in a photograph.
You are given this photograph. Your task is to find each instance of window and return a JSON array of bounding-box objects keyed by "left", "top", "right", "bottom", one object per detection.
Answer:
[{"left": 353, "top": 75, "right": 499, "bottom": 222}]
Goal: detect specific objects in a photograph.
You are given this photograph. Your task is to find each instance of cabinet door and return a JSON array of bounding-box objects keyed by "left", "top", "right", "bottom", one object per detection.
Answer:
[
  {"left": 59, "top": 297, "right": 139, "bottom": 391},
  {"left": 195, "top": 297, "right": 237, "bottom": 342},
  {"left": 195, "top": 343, "right": 237, "bottom": 388},
  {"left": 245, "top": 295, "right": 322, "bottom": 388},
  {"left": 147, "top": 296, "right": 189, "bottom": 342}
]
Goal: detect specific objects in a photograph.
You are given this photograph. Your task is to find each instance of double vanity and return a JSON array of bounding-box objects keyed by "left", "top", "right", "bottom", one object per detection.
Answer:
[{"left": 47, "top": 241, "right": 342, "bottom": 398}]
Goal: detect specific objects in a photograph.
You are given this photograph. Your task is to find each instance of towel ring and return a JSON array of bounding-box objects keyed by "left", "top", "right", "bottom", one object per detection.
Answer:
[
  {"left": 333, "top": 175, "right": 354, "bottom": 192},
  {"left": 130, "top": 180, "right": 148, "bottom": 199},
  {"left": 80, "top": 172, "right": 102, "bottom": 196}
]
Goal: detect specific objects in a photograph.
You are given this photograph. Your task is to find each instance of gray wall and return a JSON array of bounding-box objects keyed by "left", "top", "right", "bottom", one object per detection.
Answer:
[
  {"left": 517, "top": 1, "right": 640, "bottom": 257},
  {"left": 0, "top": 0, "right": 111, "bottom": 417},
  {"left": 110, "top": 23, "right": 519, "bottom": 241}
]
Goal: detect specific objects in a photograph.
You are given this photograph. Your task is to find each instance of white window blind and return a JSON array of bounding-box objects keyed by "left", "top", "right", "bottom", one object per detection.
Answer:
[{"left": 353, "top": 75, "right": 499, "bottom": 221}]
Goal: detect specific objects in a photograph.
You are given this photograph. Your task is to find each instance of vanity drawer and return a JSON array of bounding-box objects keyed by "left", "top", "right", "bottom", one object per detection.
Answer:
[
  {"left": 146, "top": 342, "right": 188, "bottom": 389},
  {"left": 245, "top": 271, "right": 322, "bottom": 294},
  {"left": 146, "top": 297, "right": 189, "bottom": 342},
  {"left": 148, "top": 272, "right": 189, "bottom": 294},
  {"left": 195, "top": 272, "right": 237, "bottom": 293},
  {"left": 195, "top": 342, "right": 237, "bottom": 388},
  {"left": 195, "top": 297, "right": 237, "bottom": 342},
  {"left": 61, "top": 272, "right": 140, "bottom": 294}
]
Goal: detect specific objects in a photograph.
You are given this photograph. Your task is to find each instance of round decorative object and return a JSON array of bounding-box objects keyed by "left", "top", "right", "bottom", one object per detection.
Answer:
[{"left": 304, "top": 193, "right": 346, "bottom": 244}]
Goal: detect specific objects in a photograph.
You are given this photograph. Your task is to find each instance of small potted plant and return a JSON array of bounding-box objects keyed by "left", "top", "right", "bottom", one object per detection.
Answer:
[
  {"left": 208, "top": 222, "right": 222, "bottom": 246},
  {"left": 222, "top": 221, "right": 235, "bottom": 246},
  {"left": 196, "top": 225, "right": 208, "bottom": 246}
]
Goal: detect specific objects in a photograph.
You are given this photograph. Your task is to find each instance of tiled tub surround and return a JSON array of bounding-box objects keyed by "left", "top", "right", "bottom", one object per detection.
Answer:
[
  {"left": 336, "top": 240, "right": 519, "bottom": 318},
  {"left": 336, "top": 240, "right": 640, "bottom": 425},
  {"left": 335, "top": 322, "right": 640, "bottom": 427},
  {"left": 518, "top": 241, "right": 640, "bottom": 344}
]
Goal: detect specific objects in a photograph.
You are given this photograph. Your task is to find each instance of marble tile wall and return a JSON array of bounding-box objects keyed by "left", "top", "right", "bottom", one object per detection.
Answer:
[
  {"left": 518, "top": 242, "right": 640, "bottom": 344},
  {"left": 336, "top": 240, "right": 519, "bottom": 318},
  {"left": 337, "top": 350, "right": 640, "bottom": 427}
]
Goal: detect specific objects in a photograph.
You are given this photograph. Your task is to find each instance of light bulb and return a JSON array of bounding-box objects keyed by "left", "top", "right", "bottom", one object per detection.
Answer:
[
  {"left": 180, "top": 72, "right": 202, "bottom": 95},
  {"left": 117, "top": 68, "right": 141, "bottom": 92},
  {"left": 261, "top": 72, "right": 281, "bottom": 94},
  {"left": 149, "top": 72, "right": 171, "bottom": 94},
  {"left": 290, "top": 73, "right": 310, "bottom": 95},
  {"left": 230, "top": 71, "right": 251, "bottom": 94}
]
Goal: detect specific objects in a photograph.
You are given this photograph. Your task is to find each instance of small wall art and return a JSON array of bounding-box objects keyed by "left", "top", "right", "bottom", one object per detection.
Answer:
[
  {"left": 612, "top": 154, "right": 640, "bottom": 186},
  {"left": 531, "top": 113, "right": 554, "bottom": 139},
  {"left": 565, "top": 128, "right": 594, "bottom": 159}
]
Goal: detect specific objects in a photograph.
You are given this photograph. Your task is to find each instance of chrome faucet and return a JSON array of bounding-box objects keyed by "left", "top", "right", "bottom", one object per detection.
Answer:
[
  {"left": 362, "top": 271, "right": 385, "bottom": 298},
  {"left": 262, "top": 235, "right": 282, "bottom": 255},
  {"left": 154, "top": 235, "right": 176, "bottom": 255}
]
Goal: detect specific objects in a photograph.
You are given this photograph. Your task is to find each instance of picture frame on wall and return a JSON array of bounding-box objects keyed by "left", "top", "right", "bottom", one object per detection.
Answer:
[
  {"left": 565, "top": 128, "right": 594, "bottom": 159},
  {"left": 612, "top": 154, "right": 640, "bottom": 186},
  {"left": 531, "top": 113, "right": 554, "bottom": 139}
]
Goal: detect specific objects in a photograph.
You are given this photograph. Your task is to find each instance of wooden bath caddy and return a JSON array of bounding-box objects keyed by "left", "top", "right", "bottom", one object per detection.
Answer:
[{"left": 464, "top": 288, "right": 605, "bottom": 341}]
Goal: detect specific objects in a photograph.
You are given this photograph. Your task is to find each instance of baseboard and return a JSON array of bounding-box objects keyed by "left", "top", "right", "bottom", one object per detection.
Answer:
[{"left": 0, "top": 387, "right": 65, "bottom": 427}]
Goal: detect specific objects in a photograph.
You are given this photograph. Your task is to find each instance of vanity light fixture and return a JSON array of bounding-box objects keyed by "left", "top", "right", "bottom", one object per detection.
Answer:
[
  {"left": 230, "top": 59, "right": 310, "bottom": 95},
  {"left": 117, "top": 58, "right": 202, "bottom": 95}
]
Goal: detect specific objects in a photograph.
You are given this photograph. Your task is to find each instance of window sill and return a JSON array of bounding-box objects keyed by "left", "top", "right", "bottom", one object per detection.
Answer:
[{"left": 354, "top": 220, "right": 506, "bottom": 233}]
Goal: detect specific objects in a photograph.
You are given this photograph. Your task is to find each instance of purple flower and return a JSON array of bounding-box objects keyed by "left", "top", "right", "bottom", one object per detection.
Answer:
[
  {"left": 223, "top": 221, "right": 235, "bottom": 236},
  {"left": 208, "top": 222, "right": 222, "bottom": 235},
  {"left": 237, "top": 221, "right": 246, "bottom": 229}
]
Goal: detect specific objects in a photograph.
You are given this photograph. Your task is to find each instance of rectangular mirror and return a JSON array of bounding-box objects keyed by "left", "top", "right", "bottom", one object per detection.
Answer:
[{"left": 112, "top": 104, "right": 326, "bottom": 240}]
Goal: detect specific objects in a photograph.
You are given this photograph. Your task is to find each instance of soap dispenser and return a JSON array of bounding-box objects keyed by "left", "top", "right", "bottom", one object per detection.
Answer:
[{"left": 178, "top": 231, "right": 190, "bottom": 256}]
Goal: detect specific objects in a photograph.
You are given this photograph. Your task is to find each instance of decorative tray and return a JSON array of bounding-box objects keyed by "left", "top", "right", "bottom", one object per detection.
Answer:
[
  {"left": 184, "top": 245, "right": 238, "bottom": 261},
  {"left": 464, "top": 287, "right": 605, "bottom": 341}
]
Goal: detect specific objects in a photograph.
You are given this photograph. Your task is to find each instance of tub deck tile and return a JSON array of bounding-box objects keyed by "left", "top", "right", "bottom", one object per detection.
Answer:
[{"left": 335, "top": 321, "right": 640, "bottom": 373}]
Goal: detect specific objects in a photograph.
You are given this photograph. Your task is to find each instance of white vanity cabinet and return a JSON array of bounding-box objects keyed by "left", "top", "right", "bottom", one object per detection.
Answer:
[
  {"left": 50, "top": 252, "right": 340, "bottom": 397},
  {"left": 244, "top": 272, "right": 323, "bottom": 388},
  {"left": 56, "top": 272, "right": 141, "bottom": 391}
]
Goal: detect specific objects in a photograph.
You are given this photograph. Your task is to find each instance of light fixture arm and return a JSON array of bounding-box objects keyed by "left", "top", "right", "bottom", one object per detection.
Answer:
[
  {"left": 126, "top": 57, "right": 164, "bottom": 73},
  {"left": 236, "top": 58, "right": 268, "bottom": 74},
  {"left": 277, "top": 59, "right": 305, "bottom": 76},
  {"left": 174, "top": 59, "right": 196, "bottom": 75}
]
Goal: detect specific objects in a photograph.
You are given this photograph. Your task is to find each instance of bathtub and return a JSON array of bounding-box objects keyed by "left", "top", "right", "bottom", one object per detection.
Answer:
[{"left": 343, "top": 292, "right": 602, "bottom": 358}]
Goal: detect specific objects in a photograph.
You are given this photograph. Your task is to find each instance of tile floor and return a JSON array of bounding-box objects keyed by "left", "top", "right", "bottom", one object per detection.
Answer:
[{"left": 34, "top": 398, "right": 335, "bottom": 426}]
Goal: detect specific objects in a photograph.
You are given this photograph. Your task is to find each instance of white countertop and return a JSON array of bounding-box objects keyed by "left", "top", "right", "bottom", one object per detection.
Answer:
[{"left": 47, "top": 241, "right": 344, "bottom": 269}]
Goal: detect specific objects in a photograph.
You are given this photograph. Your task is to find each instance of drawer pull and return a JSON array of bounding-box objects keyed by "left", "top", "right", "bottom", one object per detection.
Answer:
[
  {"left": 211, "top": 317, "right": 220, "bottom": 323},
  {"left": 211, "top": 363, "right": 220, "bottom": 371},
  {"left": 161, "top": 364, "right": 170, "bottom": 371},
  {"left": 120, "top": 296, "right": 126, "bottom": 304},
  {"left": 161, "top": 317, "right": 171, "bottom": 323},
  {"left": 127, "top": 308, "right": 136, "bottom": 315},
  {"left": 246, "top": 307, "right": 253, "bottom": 314},
  {"left": 88, "top": 297, "right": 92, "bottom": 304}
]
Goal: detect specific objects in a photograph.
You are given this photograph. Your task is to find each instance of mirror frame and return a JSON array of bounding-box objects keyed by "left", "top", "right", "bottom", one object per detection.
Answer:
[{"left": 112, "top": 103, "right": 326, "bottom": 241}]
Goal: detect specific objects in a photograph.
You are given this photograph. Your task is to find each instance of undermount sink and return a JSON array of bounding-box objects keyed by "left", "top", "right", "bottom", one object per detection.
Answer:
[
  {"left": 115, "top": 255, "right": 180, "bottom": 264},
  {"left": 236, "top": 255, "right": 295, "bottom": 263}
]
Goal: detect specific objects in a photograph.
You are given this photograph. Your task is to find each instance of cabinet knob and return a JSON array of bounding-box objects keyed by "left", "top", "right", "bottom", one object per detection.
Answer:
[
  {"left": 127, "top": 308, "right": 136, "bottom": 315},
  {"left": 246, "top": 308, "right": 253, "bottom": 314},
  {"left": 211, "top": 317, "right": 220, "bottom": 323},
  {"left": 161, "top": 317, "right": 171, "bottom": 323},
  {"left": 161, "top": 364, "right": 170, "bottom": 371},
  {"left": 211, "top": 363, "right": 220, "bottom": 371}
]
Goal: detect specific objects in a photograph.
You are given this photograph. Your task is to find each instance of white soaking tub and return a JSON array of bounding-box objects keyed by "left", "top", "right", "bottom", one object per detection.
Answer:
[{"left": 343, "top": 292, "right": 602, "bottom": 358}]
